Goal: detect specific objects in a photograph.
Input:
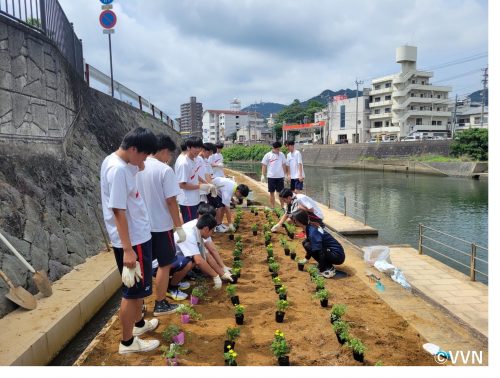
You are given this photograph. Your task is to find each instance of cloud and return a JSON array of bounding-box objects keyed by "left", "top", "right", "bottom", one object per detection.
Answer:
[{"left": 59, "top": 0, "right": 488, "bottom": 118}]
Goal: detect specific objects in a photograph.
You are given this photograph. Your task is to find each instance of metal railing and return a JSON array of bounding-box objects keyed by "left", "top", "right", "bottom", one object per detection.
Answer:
[
  {"left": 418, "top": 223, "right": 488, "bottom": 282},
  {"left": 85, "top": 63, "right": 177, "bottom": 131},
  {"left": 326, "top": 191, "right": 368, "bottom": 225},
  {"left": 0, "top": 0, "right": 83, "bottom": 77}
]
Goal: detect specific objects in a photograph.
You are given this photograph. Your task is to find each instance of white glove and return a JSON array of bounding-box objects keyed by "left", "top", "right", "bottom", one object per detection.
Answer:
[
  {"left": 298, "top": 258, "right": 308, "bottom": 264},
  {"left": 133, "top": 261, "right": 143, "bottom": 283},
  {"left": 121, "top": 265, "right": 136, "bottom": 288},
  {"left": 260, "top": 175, "right": 266, "bottom": 183},
  {"left": 271, "top": 224, "right": 280, "bottom": 232},
  {"left": 221, "top": 272, "right": 234, "bottom": 282},
  {"left": 223, "top": 266, "right": 232, "bottom": 275},
  {"left": 213, "top": 275, "right": 222, "bottom": 289},
  {"left": 209, "top": 185, "right": 218, "bottom": 198},
  {"left": 199, "top": 183, "right": 214, "bottom": 193},
  {"left": 216, "top": 163, "right": 224, "bottom": 168},
  {"left": 228, "top": 223, "right": 235, "bottom": 232},
  {"left": 174, "top": 227, "right": 186, "bottom": 243}
]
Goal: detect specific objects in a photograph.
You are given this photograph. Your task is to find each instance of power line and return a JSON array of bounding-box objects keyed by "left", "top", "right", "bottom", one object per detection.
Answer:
[{"left": 433, "top": 68, "right": 483, "bottom": 84}]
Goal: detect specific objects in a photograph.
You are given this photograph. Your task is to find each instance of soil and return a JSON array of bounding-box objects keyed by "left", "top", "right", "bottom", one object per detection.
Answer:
[{"left": 79, "top": 208, "right": 435, "bottom": 366}]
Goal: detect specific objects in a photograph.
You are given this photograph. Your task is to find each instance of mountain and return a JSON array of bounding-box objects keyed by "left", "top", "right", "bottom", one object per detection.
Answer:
[
  {"left": 467, "top": 89, "right": 488, "bottom": 106},
  {"left": 241, "top": 102, "right": 286, "bottom": 118},
  {"left": 301, "top": 89, "right": 362, "bottom": 107}
]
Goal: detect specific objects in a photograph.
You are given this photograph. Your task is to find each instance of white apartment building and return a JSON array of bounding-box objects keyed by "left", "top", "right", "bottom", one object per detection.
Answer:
[
  {"left": 202, "top": 109, "right": 266, "bottom": 143},
  {"left": 453, "top": 100, "right": 488, "bottom": 133},
  {"left": 369, "top": 45, "right": 452, "bottom": 140}
]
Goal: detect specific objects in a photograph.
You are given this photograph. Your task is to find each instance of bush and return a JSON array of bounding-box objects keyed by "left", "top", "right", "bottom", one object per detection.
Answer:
[
  {"left": 450, "top": 128, "right": 488, "bottom": 161},
  {"left": 222, "top": 145, "right": 288, "bottom": 162}
]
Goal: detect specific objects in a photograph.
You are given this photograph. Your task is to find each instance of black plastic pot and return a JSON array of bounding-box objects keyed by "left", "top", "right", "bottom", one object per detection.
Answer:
[
  {"left": 353, "top": 351, "right": 364, "bottom": 363},
  {"left": 230, "top": 295, "right": 240, "bottom": 305},
  {"left": 233, "top": 256, "right": 241, "bottom": 261},
  {"left": 253, "top": 231, "right": 257, "bottom": 236},
  {"left": 320, "top": 299, "right": 329, "bottom": 308},
  {"left": 275, "top": 311, "right": 285, "bottom": 323},
  {"left": 224, "top": 360, "right": 238, "bottom": 366},
  {"left": 274, "top": 284, "right": 282, "bottom": 293},
  {"left": 298, "top": 263, "right": 305, "bottom": 271},
  {"left": 287, "top": 233, "right": 295, "bottom": 240},
  {"left": 229, "top": 234, "right": 234, "bottom": 241},
  {"left": 231, "top": 275, "right": 238, "bottom": 284},
  {"left": 336, "top": 332, "right": 347, "bottom": 345},
  {"left": 235, "top": 314, "right": 244, "bottom": 325},
  {"left": 330, "top": 315, "right": 339, "bottom": 324},
  {"left": 254, "top": 212, "right": 258, "bottom": 216},
  {"left": 279, "top": 293, "right": 287, "bottom": 301},
  {"left": 224, "top": 340, "right": 235, "bottom": 353},
  {"left": 278, "top": 356, "right": 290, "bottom": 366},
  {"left": 290, "top": 252, "right": 296, "bottom": 260},
  {"left": 316, "top": 286, "right": 324, "bottom": 292},
  {"left": 265, "top": 239, "right": 271, "bottom": 246},
  {"left": 284, "top": 248, "right": 290, "bottom": 256}
]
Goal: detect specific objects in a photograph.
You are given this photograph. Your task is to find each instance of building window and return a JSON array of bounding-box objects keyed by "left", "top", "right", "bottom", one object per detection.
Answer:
[
  {"left": 375, "top": 85, "right": 380, "bottom": 90},
  {"left": 437, "top": 121, "right": 442, "bottom": 125},
  {"left": 432, "top": 121, "right": 437, "bottom": 125},
  {"left": 385, "top": 108, "right": 390, "bottom": 113},
  {"left": 420, "top": 94, "right": 424, "bottom": 98},
  {"left": 365, "top": 99, "right": 370, "bottom": 110},
  {"left": 374, "top": 121, "right": 382, "bottom": 127},
  {"left": 385, "top": 83, "right": 391, "bottom": 88},
  {"left": 421, "top": 81, "right": 425, "bottom": 85},
  {"left": 236, "top": 122, "right": 239, "bottom": 125},
  {"left": 385, "top": 95, "right": 391, "bottom": 100},
  {"left": 420, "top": 107, "right": 424, "bottom": 111},
  {"left": 437, "top": 95, "right": 441, "bottom": 99},
  {"left": 412, "top": 80, "right": 416, "bottom": 84},
  {"left": 411, "top": 93, "right": 415, "bottom": 97},
  {"left": 385, "top": 121, "right": 390, "bottom": 126},
  {"left": 375, "top": 97, "right": 380, "bottom": 102},
  {"left": 416, "top": 118, "right": 422, "bottom": 125},
  {"left": 437, "top": 107, "right": 440, "bottom": 111},
  {"left": 474, "top": 117, "right": 481, "bottom": 124},
  {"left": 374, "top": 109, "right": 380, "bottom": 114},
  {"left": 340, "top": 105, "right": 346, "bottom": 129},
  {"left": 411, "top": 106, "right": 414, "bottom": 110}
]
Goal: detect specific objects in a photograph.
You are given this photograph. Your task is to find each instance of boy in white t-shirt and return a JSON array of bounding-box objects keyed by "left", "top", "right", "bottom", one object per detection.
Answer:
[
  {"left": 260, "top": 141, "right": 287, "bottom": 208},
  {"left": 198, "top": 143, "right": 215, "bottom": 203},
  {"left": 210, "top": 142, "right": 225, "bottom": 178},
  {"left": 136, "top": 134, "right": 188, "bottom": 314},
  {"left": 285, "top": 140, "right": 304, "bottom": 193},
  {"left": 100, "top": 127, "right": 160, "bottom": 355},
  {"left": 210, "top": 177, "right": 250, "bottom": 233}
]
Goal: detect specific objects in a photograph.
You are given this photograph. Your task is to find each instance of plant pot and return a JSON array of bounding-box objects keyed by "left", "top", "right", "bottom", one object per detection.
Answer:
[
  {"left": 180, "top": 314, "right": 190, "bottom": 324},
  {"left": 224, "top": 360, "right": 238, "bottom": 366},
  {"left": 278, "top": 355, "right": 290, "bottom": 366},
  {"left": 235, "top": 314, "right": 244, "bottom": 325},
  {"left": 166, "top": 357, "right": 178, "bottom": 366},
  {"left": 231, "top": 275, "right": 239, "bottom": 284},
  {"left": 353, "top": 351, "right": 364, "bottom": 363},
  {"left": 287, "top": 233, "right": 295, "bottom": 240},
  {"left": 254, "top": 212, "right": 258, "bottom": 216},
  {"left": 224, "top": 340, "right": 235, "bottom": 353},
  {"left": 229, "top": 234, "right": 234, "bottom": 241},
  {"left": 316, "top": 286, "right": 324, "bottom": 292},
  {"left": 172, "top": 331, "right": 185, "bottom": 345},
  {"left": 336, "top": 332, "right": 347, "bottom": 345},
  {"left": 330, "top": 315, "right": 339, "bottom": 324},
  {"left": 190, "top": 295, "right": 199, "bottom": 305},
  {"left": 233, "top": 256, "right": 241, "bottom": 261},
  {"left": 290, "top": 252, "right": 296, "bottom": 260},
  {"left": 275, "top": 311, "right": 285, "bottom": 323},
  {"left": 320, "top": 299, "right": 329, "bottom": 308},
  {"left": 266, "top": 256, "right": 273, "bottom": 263},
  {"left": 253, "top": 231, "right": 257, "bottom": 236},
  {"left": 230, "top": 295, "right": 240, "bottom": 305},
  {"left": 274, "top": 284, "right": 282, "bottom": 293},
  {"left": 279, "top": 293, "right": 287, "bottom": 301},
  {"left": 269, "top": 266, "right": 274, "bottom": 273},
  {"left": 265, "top": 240, "right": 271, "bottom": 246},
  {"left": 298, "top": 263, "right": 305, "bottom": 271},
  {"left": 284, "top": 248, "right": 290, "bottom": 256}
]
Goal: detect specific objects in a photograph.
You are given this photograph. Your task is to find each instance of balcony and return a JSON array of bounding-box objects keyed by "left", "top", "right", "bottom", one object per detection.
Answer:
[
  {"left": 369, "top": 126, "right": 400, "bottom": 134},
  {"left": 392, "top": 84, "right": 452, "bottom": 98},
  {"left": 369, "top": 100, "right": 392, "bottom": 108},
  {"left": 369, "top": 87, "right": 393, "bottom": 96},
  {"left": 392, "top": 70, "right": 433, "bottom": 85},
  {"left": 392, "top": 97, "right": 451, "bottom": 110},
  {"left": 410, "top": 124, "right": 449, "bottom": 132},
  {"left": 369, "top": 113, "right": 392, "bottom": 120}
]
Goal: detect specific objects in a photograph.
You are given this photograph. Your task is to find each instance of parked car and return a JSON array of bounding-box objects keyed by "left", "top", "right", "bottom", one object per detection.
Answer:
[{"left": 401, "top": 136, "right": 420, "bottom": 142}]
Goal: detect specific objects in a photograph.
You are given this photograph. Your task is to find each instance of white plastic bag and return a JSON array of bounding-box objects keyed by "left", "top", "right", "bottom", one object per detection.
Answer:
[
  {"left": 374, "top": 260, "right": 395, "bottom": 274},
  {"left": 362, "top": 246, "right": 391, "bottom": 266},
  {"left": 391, "top": 268, "right": 411, "bottom": 290}
]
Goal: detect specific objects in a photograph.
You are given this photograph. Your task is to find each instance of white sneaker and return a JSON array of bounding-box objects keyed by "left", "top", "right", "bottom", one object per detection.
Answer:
[
  {"left": 220, "top": 224, "right": 229, "bottom": 231},
  {"left": 132, "top": 318, "right": 159, "bottom": 336},
  {"left": 118, "top": 337, "right": 160, "bottom": 354},
  {"left": 215, "top": 225, "right": 227, "bottom": 233},
  {"left": 167, "top": 288, "right": 189, "bottom": 301},
  {"left": 178, "top": 281, "right": 191, "bottom": 290},
  {"left": 320, "top": 268, "right": 336, "bottom": 279}
]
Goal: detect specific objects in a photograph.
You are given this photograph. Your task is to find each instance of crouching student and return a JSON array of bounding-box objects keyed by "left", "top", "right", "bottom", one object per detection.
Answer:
[
  {"left": 210, "top": 176, "right": 250, "bottom": 233},
  {"left": 290, "top": 209, "right": 345, "bottom": 278}
]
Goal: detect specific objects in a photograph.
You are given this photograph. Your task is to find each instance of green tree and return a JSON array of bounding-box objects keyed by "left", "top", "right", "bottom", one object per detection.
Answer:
[{"left": 450, "top": 129, "right": 488, "bottom": 161}]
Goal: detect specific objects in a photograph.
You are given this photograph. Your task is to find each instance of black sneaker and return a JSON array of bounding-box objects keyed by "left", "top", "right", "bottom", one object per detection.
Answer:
[{"left": 153, "top": 299, "right": 179, "bottom": 316}]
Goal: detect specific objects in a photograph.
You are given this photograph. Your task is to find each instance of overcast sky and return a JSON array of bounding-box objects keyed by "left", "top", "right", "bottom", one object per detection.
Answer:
[{"left": 59, "top": 0, "right": 488, "bottom": 119}]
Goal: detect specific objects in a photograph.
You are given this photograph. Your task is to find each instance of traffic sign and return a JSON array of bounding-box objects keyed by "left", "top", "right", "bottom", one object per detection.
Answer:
[
  {"left": 103, "top": 29, "right": 115, "bottom": 34},
  {"left": 100, "top": 0, "right": 113, "bottom": 4},
  {"left": 99, "top": 10, "right": 117, "bottom": 29}
]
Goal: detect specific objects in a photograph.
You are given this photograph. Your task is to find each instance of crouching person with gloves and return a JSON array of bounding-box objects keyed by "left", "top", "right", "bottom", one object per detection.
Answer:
[{"left": 291, "top": 209, "right": 345, "bottom": 278}]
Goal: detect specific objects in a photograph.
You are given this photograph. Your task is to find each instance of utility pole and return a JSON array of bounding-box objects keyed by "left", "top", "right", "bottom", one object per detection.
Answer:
[
  {"left": 480, "top": 67, "right": 488, "bottom": 127},
  {"left": 355, "top": 78, "right": 364, "bottom": 143},
  {"left": 451, "top": 94, "right": 458, "bottom": 138}
]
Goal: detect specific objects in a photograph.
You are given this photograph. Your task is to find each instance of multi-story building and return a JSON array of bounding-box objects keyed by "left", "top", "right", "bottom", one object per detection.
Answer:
[
  {"left": 452, "top": 99, "right": 488, "bottom": 133},
  {"left": 180, "top": 96, "right": 203, "bottom": 139},
  {"left": 369, "top": 46, "right": 452, "bottom": 140}
]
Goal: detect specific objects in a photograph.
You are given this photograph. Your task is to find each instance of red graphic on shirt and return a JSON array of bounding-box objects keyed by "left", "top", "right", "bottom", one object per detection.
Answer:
[
  {"left": 136, "top": 191, "right": 139, "bottom": 198},
  {"left": 190, "top": 166, "right": 201, "bottom": 180}
]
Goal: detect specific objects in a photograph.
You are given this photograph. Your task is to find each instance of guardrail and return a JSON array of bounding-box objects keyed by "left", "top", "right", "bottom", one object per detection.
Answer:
[
  {"left": 326, "top": 191, "right": 368, "bottom": 225},
  {"left": 418, "top": 223, "right": 488, "bottom": 282}
]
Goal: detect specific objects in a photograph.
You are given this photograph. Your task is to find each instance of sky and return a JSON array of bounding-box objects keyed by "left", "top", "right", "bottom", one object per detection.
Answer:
[{"left": 59, "top": 0, "right": 489, "bottom": 119}]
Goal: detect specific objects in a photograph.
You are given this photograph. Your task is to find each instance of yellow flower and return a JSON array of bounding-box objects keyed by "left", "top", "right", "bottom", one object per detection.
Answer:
[{"left": 227, "top": 345, "right": 232, "bottom": 349}]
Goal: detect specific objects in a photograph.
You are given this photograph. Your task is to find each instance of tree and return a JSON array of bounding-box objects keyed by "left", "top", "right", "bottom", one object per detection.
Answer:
[{"left": 450, "top": 128, "right": 488, "bottom": 161}]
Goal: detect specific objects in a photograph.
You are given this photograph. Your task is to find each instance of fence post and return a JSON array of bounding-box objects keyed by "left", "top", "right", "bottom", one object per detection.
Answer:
[
  {"left": 138, "top": 96, "right": 143, "bottom": 111},
  {"left": 327, "top": 191, "right": 330, "bottom": 209},
  {"left": 418, "top": 224, "right": 423, "bottom": 254},
  {"left": 470, "top": 243, "right": 477, "bottom": 281},
  {"left": 160, "top": 111, "right": 163, "bottom": 122},
  {"left": 363, "top": 203, "right": 367, "bottom": 225},
  {"left": 39, "top": 0, "right": 47, "bottom": 32},
  {"left": 85, "top": 63, "right": 90, "bottom": 84},
  {"left": 152, "top": 105, "right": 155, "bottom": 117},
  {"left": 343, "top": 196, "right": 347, "bottom": 216}
]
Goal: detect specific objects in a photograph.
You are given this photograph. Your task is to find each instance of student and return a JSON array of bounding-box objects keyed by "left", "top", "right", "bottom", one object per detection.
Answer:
[
  {"left": 175, "top": 137, "right": 214, "bottom": 222},
  {"left": 198, "top": 143, "right": 215, "bottom": 203},
  {"left": 211, "top": 177, "right": 250, "bottom": 233},
  {"left": 210, "top": 142, "right": 225, "bottom": 178},
  {"left": 291, "top": 209, "right": 345, "bottom": 278},
  {"left": 285, "top": 140, "right": 304, "bottom": 193},
  {"left": 271, "top": 188, "right": 324, "bottom": 232},
  {"left": 100, "top": 127, "right": 160, "bottom": 354},
  {"left": 136, "top": 134, "right": 186, "bottom": 316},
  {"left": 260, "top": 141, "right": 287, "bottom": 208}
]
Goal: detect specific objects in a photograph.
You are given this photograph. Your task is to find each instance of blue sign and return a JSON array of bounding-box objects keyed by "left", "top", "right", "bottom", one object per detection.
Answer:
[
  {"left": 99, "top": 10, "right": 117, "bottom": 29},
  {"left": 100, "top": 0, "right": 113, "bottom": 4}
]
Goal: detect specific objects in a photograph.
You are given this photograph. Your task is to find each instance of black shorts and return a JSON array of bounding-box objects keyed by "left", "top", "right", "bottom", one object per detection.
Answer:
[
  {"left": 151, "top": 230, "right": 176, "bottom": 267},
  {"left": 290, "top": 179, "right": 304, "bottom": 191},
  {"left": 180, "top": 204, "right": 199, "bottom": 223},
  {"left": 207, "top": 195, "right": 225, "bottom": 209},
  {"left": 267, "top": 177, "right": 285, "bottom": 193},
  {"left": 113, "top": 239, "right": 153, "bottom": 299}
]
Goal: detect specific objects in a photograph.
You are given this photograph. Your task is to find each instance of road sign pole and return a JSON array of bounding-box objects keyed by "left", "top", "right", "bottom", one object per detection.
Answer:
[{"left": 108, "top": 33, "right": 114, "bottom": 98}]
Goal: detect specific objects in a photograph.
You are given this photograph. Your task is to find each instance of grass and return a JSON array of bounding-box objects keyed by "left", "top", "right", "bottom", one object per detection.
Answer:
[{"left": 359, "top": 154, "right": 470, "bottom": 163}]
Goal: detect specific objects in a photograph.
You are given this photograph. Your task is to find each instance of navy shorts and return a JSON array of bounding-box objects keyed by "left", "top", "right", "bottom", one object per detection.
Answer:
[
  {"left": 170, "top": 254, "right": 193, "bottom": 273},
  {"left": 113, "top": 239, "right": 153, "bottom": 299},
  {"left": 208, "top": 195, "right": 225, "bottom": 209},
  {"left": 267, "top": 177, "right": 285, "bottom": 193},
  {"left": 180, "top": 204, "right": 199, "bottom": 223},
  {"left": 151, "top": 230, "right": 176, "bottom": 267},
  {"left": 291, "top": 179, "right": 304, "bottom": 191}
]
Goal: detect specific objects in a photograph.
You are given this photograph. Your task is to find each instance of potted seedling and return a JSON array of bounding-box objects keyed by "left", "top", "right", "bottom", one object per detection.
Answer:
[
  {"left": 235, "top": 235, "right": 242, "bottom": 243},
  {"left": 332, "top": 320, "right": 350, "bottom": 345},
  {"left": 348, "top": 338, "right": 367, "bottom": 363},
  {"left": 269, "top": 261, "right": 280, "bottom": 276},
  {"left": 284, "top": 223, "right": 296, "bottom": 239},
  {"left": 272, "top": 276, "right": 282, "bottom": 293},
  {"left": 162, "top": 324, "right": 185, "bottom": 346},
  {"left": 271, "top": 330, "right": 291, "bottom": 366},
  {"left": 176, "top": 304, "right": 201, "bottom": 324},
  {"left": 231, "top": 267, "right": 241, "bottom": 283},
  {"left": 277, "top": 285, "right": 288, "bottom": 300},
  {"left": 266, "top": 243, "right": 274, "bottom": 256},
  {"left": 190, "top": 285, "right": 208, "bottom": 305},
  {"left": 283, "top": 241, "right": 290, "bottom": 256},
  {"left": 224, "top": 346, "right": 238, "bottom": 366},
  {"left": 289, "top": 243, "right": 297, "bottom": 260},
  {"left": 234, "top": 240, "right": 243, "bottom": 251},
  {"left": 161, "top": 343, "right": 182, "bottom": 366},
  {"left": 226, "top": 284, "right": 239, "bottom": 305},
  {"left": 250, "top": 206, "right": 256, "bottom": 214},
  {"left": 307, "top": 265, "right": 320, "bottom": 280},
  {"left": 233, "top": 248, "right": 242, "bottom": 261},
  {"left": 264, "top": 231, "right": 272, "bottom": 246},
  {"left": 312, "top": 275, "right": 325, "bottom": 291},
  {"left": 224, "top": 326, "right": 241, "bottom": 352},
  {"left": 330, "top": 304, "right": 347, "bottom": 324},
  {"left": 234, "top": 304, "right": 245, "bottom": 325},
  {"left": 314, "top": 288, "right": 330, "bottom": 307},
  {"left": 295, "top": 256, "right": 306, "bottom": 271},
  {"left": 275, "top": 299, "right": 289, "bottom": 323},
  {"left": 228, "top": 230, "right": 234, "bottom": 241},
  {"left": 251, "top": 224, "right": 258, "bottom": 236}
]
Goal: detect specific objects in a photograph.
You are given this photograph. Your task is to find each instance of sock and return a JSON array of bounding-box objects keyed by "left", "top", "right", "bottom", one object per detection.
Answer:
[
  {"left": 121, "top": 337, "right": 134, "bottom": 346},
  {"left": 135, "top": 318, "right": 145, "bottom": 328}
]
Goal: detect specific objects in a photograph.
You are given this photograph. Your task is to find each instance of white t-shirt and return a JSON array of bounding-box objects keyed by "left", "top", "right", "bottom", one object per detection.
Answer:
[
  {"left": 291, "top": 194, "right": 323, "bottom": 219},
  {"left": 174, "top": 219, "right": 203, "bottom": 257},
  {"left": 210, "top": 153, "right": 224, "bottom": 178},
  {"left": 261, "top": 151, "right": 286, "bottom": 178},
  {"left": 198, "top": 156, "right": 213, "bottom": 196},
  {"left": 100, "top": 153, "right": 151, "bottom": 248},
  {"left": 213, "top": 177, "right": 237, "bottom": 207},
  {"left": 287, "top": 150, "right": 304, "bottom": 179},
  {"left": 175, "top": 154, "right": 200, "bottom": 206},
  {"left": 136, "top": 156, "right": 181, "bottom": 232}
]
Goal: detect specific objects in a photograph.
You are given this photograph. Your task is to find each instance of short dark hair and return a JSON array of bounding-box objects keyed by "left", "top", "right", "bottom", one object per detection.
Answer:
[
  {"left": 156, "top": 134, "right": 177, "bottom": 152},
  {"left": 279, "top": 188, "right": 294, "bottom": 199},
  {"left": 285, "top": 140, "right": 295, "bottom": 146},
  {"left": 180, "top": 141, "right": 187, "bottom": 151},
  {"left": 272, "top": 141, "right": 282, "bottom": 149},
  {"left": 196, "top": 214, "right": 217, "bottom": 230},
  {"left": 291, "top": 209, "right": 309, "bottom": 226},
  {"left": 216, "top": 143, "right": 224, "bottom": 149},
  {"left": 186, "top": 137, "right": 203, "bottom": 149},
  {"left": 120, "top": 127, "right": 157, "bottom": 154},
  {"left": 203, "top": 142, "right": 214, "bottom": 152},
  {"left": 236, "top": 184, "right": 249, "bottom": 197},
  {"left": 197, "top": 202, "right": 216, "bottom": 217}
]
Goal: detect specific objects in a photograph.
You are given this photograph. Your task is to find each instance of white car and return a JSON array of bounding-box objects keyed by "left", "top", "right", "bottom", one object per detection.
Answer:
[{"left": 402, "top": 136, "right": 420, "bottom": 142}]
